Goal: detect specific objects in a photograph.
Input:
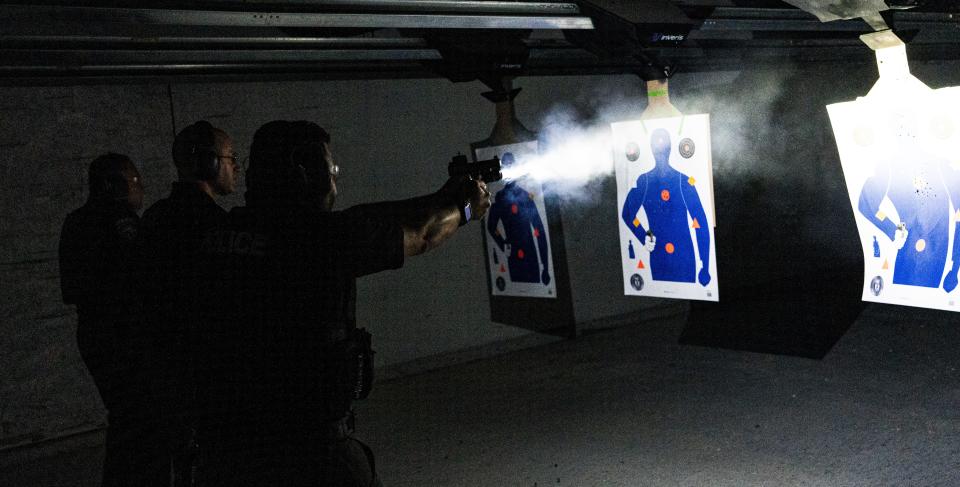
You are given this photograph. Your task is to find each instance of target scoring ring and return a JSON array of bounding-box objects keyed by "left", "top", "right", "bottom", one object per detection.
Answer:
[{"left": 678, "top": 138, "right": 695, "bottom": 159}]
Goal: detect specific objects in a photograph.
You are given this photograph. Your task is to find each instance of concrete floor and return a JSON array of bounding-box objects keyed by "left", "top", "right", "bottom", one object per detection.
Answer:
[
  {"left": 356, "top": 304, "right": 960, "bottom": 487},
  {"left": 3, "top": 303, "right": 960, "bottom": 486}
]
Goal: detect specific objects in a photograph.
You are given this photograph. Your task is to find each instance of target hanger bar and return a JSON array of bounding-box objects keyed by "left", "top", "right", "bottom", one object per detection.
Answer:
[
  {"left": 0, "top": 5, "right": 594, "bottom": 30},
  {"left": 0, "top": 36, "right": 431, "bottom": 49},
  {"left": 701, "top": 7, "right": 960, "bottom": 33},
  {"left": 700, "top": 17, "right": 866, "bottom": 32},
  {"left": 0, "top": 62, "right": 434, "bottom": 74},
  {"left": 0, "top": 1, "right": 582, "bottom": 15},
  {"left": 0, "top": 49, "right": 443, "bottom": 64},
  {"left": 179, "top": 1, "right": 583, "bottom": 15}
]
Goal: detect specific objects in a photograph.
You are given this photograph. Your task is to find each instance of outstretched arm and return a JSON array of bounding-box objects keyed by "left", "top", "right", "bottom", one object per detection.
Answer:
[
  {"left": 486, "top": 198, "right": 507, "bottom": 252},
  {"left": 528, "top": 197, "right": 551, "bottom": 285},
  {"left": 858, "top": 161, "right": 897, "bottom": 241},
  {"left": 940, "top": 160, "right": 960, "bottom": 292},
  {"left": 352, "top": 177, "right": 491, "bottom": 257},
  {"left": 621, "top": 174, "right": 649, "bottom": 243},
  {"left": 680, "top": 174, "right": 712, "bottom": 286}
]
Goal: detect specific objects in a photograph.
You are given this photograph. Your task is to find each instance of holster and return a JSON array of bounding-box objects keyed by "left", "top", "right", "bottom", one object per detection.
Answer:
[
  {"left": 331, "top": 327, "right": 375, "bottom": 402},
  {"left": 350, "top": 328, "right": 375, "bottom": 400},
  {"left": 170, "top": 428, "right": 201, "bottom": 487}
]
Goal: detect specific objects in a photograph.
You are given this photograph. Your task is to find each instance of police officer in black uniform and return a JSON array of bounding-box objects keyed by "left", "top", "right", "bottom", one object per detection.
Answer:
[
  {"left": 138, "top": 120, "right": 239, "bottom": 486},
  {"left": 59, "top": 152, "right": 146, "bottom": 487},
  {"left": 199, "top": 120, "right": 490, "bottom": 486}
]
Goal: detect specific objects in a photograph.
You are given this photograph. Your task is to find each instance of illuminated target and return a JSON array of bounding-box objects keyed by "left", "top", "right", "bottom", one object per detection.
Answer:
[
  {"left": 853, "top": 125, "right": 875, "bottom": 147},
  {"left": 930, "top": 113, "right": 955, "bottom": 140},
  {"left": 827, "top": 48, "right": 960, "bottom": 313},
  {"left": 476, "top": 140, "right": 557, "bottom": 299},
  {"left": 678, "top": 138, "right": 696, "bottom": 159},
  {"left": 613, "top": 114, "right": 718, "bottom": 302},
  {"left": 625, "top": 142, "right": 641, "bottom": 162}
]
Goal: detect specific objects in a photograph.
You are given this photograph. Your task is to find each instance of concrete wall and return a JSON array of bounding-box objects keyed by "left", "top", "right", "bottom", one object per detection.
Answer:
[{"left": 0, "top": 85, "right": 174, "bottom": 449}]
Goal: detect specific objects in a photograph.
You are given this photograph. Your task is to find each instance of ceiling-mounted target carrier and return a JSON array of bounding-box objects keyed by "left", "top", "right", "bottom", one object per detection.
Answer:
[{"left": 0, "top": 0, "right": 958, "bottom": 85}]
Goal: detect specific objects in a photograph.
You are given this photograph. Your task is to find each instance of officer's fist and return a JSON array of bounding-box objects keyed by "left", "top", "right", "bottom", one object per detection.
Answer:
[{"left": 468, "top": 179, "right": 491, "bottom": 221}]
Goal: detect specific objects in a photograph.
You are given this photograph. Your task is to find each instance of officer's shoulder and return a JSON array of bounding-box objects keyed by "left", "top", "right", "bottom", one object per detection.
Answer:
[
  {"left": 141, "top": 198, "right": 173, "bottom": 223},
  {"left": 105, "top": 202, "right": 138, "bottom": 220},
  {"left": 228, "top": 205, "right": 250, "bottom": 218},
  {"left": 62, "top": 206, "right": 85, "bottom": 225},
  {"left": 60, "top": 208, "right": 87, "bottom": 237},
  {"left": 228, "top": 205, "right": 267, "bottom": 226},
  {"left": 64, "top": 204, "right": 85, "bottom": 218},
  {"left": 314, "top": 208, "right": 356, "bottom": 231},
  {"left": 142, "top": 198, "right": 167, "bottom": 216},
  {"left": 64, "top": 203, "right": 106, "bottom": 229},
  {"left": 335, "top": 206, "right": 368, "bottom": 221}
]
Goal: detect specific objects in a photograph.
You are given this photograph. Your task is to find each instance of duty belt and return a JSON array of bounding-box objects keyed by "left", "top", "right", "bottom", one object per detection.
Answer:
[
  {"left": 319, "top": 326, "right": 348, "bottom": 343},
  {"left": 197, "top": 411, "right": 355, "bottom": 445}
]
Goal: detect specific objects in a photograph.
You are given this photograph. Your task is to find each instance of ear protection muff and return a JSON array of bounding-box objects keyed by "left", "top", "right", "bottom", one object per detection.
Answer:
[
  {"left": 88, "top": 153, "right": 132, "bottom": 201},
  {"left": 287, "top": 142, "right": 320, "bottom": 188},
  {"left": 188, "top": 120, "right": 220, "bottom": 181},
  {"left": 100, "top": 171, "right": 129, "bottom": 200}
]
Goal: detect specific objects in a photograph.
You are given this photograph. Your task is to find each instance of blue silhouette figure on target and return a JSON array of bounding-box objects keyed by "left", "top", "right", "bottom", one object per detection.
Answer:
[
  {"left": 622, "top": 128, "right": 712, "bottom": 286},
  {"left": 486, "top": 152, "right": 551, "bottom": 286},
  {"left": 857, "top": 122, "right": 960, "bottom": 292}
]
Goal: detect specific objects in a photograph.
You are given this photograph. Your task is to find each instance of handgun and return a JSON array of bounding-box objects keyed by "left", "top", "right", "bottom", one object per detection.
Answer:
[{"left": 449, "top": 154, "right": 503, "bottom": 183}]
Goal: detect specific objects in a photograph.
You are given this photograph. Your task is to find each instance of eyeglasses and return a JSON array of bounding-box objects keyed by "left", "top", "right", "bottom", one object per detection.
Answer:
[{"left": 218, "top": 153, "right": 239, "bottom": 166}]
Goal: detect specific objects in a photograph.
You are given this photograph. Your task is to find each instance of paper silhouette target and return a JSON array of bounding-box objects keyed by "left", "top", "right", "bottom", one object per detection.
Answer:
[
  {"left": 829, "top": 73, "right": 960, "bottom": 311},
  {"left": 477, "top": 142, "right": 557, "bottom": 299},
  {"left": 612, "top": 115, "right": 719, "bottom": 301}
]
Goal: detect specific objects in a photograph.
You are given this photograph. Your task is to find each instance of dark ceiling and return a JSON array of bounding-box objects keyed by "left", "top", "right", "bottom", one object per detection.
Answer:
[{"left": 0, "top": 1, "right": 957, "bottom": 85}]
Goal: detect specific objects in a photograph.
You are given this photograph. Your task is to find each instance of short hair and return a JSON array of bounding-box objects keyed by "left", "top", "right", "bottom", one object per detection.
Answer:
[
  {"left": 88, "top": 152, "right": 133, "bottom": 200},
  {"left": 172, "top": 121, "right": 223, "bottom": 176},
  {"left": 246, "top": 120, "right": 331, "bottom": 204}
]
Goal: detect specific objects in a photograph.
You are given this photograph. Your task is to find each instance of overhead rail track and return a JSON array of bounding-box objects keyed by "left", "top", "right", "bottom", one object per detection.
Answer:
[{"left": 0, "top": 1, "right": 957, "bottom": 85}]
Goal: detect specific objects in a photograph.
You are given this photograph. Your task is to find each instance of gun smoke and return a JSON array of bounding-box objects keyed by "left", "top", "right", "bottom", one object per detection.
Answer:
[
  {"left": 499, "top": 69, "right": 796, "bottom": 206},
  {"left": 499, "top": 105, "right": 615, "bottom": 204},
  {"left": 494, "top": 67, "right": 866, "bottom": 270}
]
